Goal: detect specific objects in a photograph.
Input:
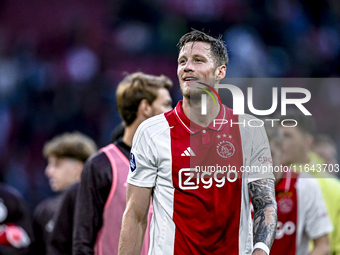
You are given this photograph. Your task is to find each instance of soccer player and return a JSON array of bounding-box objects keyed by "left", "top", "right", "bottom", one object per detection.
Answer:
[
  {"left": 72, "top": 72, "right": 173, "bottom": 255},
  {"left": 118, "top": 30, "right": 277, "bottom": 255},
  {"left": 264, "top": 121, "right": 332, "bottom": 255},
  {"left": 279, "top": 110, "right": 340, "bottom": 255},
  {"left": 0, "top": 183, "right": 34, "bottom": 255},
  {"left": 33, "top": 132, "right": 97, "bottom": 255}
]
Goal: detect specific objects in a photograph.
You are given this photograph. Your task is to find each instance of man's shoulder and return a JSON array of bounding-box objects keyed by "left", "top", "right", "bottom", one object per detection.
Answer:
[
  {"left": 296, "top": 174, "right": 320, "bottom": 194},
  {"left": 80, "top": 150, "right": 113, "bottom": 184},
  {"left": 135, "top": 113, "right": 172, "bottom": 140},
  {"left": 297, "top": 172, "right": 318, "bottom": 182},
  {"left": 236, "top": 113, "right": 267, "bottom": 140},
  {"left": 34, "top": 195, "right": 63, "bottom": 219},
  {"left": 238, "top": 113, "right": 264, "bottom": 125},
  {"left": 63, "top": 182, "right": 79, "bottom": 199},
  {"left": 317, "top": 176, "right": 340, "bottom": 193},
  {"left": 142, "top": 113, "right": 169, "bottom": 128},
  {"left": 86, "top": 150, "right": 111, "bottom": 168}
]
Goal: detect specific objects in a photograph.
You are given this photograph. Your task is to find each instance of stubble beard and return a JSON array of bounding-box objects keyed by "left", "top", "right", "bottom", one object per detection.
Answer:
[
  {"left": 180, "top": 79, "right": 217, "bottom": 103},
  {"left": 180, "top": 85, "right": 204, "bottom": 102}
]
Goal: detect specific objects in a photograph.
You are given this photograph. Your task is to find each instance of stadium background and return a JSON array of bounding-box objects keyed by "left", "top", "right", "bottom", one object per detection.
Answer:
[{"left": 0, "top": 0, "right": 340, "bottom": 211}]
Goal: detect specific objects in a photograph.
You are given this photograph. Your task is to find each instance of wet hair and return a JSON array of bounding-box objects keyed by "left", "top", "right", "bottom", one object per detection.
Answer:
[{"left": 177, "top": 29, "right": 229, "bottom": 67}]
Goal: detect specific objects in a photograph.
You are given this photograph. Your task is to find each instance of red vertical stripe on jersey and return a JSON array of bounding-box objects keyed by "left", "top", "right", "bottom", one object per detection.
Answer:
[
  {"left": 271, "top": 171, "right": 298, "bottom": 255},
  {"left": 165, "top": 103, "right": 243, "bottom": 254}
]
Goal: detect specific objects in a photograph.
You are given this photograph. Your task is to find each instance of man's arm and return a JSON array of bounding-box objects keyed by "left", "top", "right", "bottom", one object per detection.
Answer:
[
  {"left": 118, "top": 184, "right": 152, "bottom": 255},
  {"left": 248, "top": 178, "right": 277, "bottom": 255},
  {"left": 50, "top": 183, "right": 79, "bottom": 255},
  {"left": 300, "top": 176, "right": 333, "bottom": 255},
  {"left": 310, "top": 234, "right": 330, "bottom": 255},
  {"left": 73, "top": 153, "right": 112, "bottom": 254}
]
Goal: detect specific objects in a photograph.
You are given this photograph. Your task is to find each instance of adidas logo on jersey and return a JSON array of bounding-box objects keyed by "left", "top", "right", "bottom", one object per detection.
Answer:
[{"left": 181, "top": 147, "right": 196, "bottom": 156}]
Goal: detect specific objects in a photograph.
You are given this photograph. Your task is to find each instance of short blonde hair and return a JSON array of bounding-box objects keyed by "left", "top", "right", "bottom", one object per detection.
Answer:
[
  {"left": 43, "top": 132, "right": 97, "bottom": 162},
  {"left": 116, "top": 72, "right": 172, "bottom": 126}
]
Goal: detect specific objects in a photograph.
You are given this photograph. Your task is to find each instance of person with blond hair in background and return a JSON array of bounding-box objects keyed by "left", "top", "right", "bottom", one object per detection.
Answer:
[
  {"left": 33, "top": 132, "right": 97, "bottom": 255},
  {"left": 73, "top": 72, "right": 173, "bottom": 255}
]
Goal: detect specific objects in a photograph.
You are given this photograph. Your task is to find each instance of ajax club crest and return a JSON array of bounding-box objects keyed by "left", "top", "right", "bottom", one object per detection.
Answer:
[
  {"left": 278, "top": 196, "right": 294, "bottom": 214},
  {"left": 216, "top": 141, "right": 235, "bottom": 159}
]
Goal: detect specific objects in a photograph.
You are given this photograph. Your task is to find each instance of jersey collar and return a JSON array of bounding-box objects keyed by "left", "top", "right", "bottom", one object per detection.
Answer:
[
  {"left": 276, "top": 170, "right": 295, "bottom": 193},
  {"left": 174, "top": 100, "right": 227, "bottom": 135}
]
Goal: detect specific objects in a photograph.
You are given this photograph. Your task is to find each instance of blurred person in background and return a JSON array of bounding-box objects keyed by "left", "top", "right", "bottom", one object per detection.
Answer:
[
  {"left": 49, "top": 181, "right": 80, "bottom": 255},
  {"left": 264, "top": 121, "right": 332, "bottom": 255},
  {"left": 313, "top": 134, "right": 339, "bottom": 178},
  {"left": 73, "top": 72, "right": 173, "bottom": 255},
  {"left": 33, "top": 132, "right": 97, "bottom": 255},
  {"left": 279, "top": 109, "right": 340, "bottom": 255},
  {"left": 0, "top": 183, "right": 34, "bottom": 255}
]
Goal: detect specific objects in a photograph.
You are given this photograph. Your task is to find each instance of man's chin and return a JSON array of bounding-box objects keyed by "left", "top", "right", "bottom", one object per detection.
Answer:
[
  {"left": 181, "top": 88, "right": 204, "bottom": 101},
  {"left": 189, "top": 91, "right": 203, "bottom": 101}
]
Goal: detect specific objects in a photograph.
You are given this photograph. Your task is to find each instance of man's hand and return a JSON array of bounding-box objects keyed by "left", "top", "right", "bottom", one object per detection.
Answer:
[
  {"left": 118, "top": 184, "right": 152, "bottom": 255},
  {"left": 249, "top": 178, "right": 277, "bottom": 254}
]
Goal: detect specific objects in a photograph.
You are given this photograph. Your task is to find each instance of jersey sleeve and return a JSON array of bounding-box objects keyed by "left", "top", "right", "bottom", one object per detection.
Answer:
[
  {"left": 73, "top": 152, "right": 112, "bottom": 255},
  {"left": 299, "top": 176, "right": 333, "bottom": 240},
  {"left": 239, "top": 115, "right": 274, "bottom": 183},
  {"left": 127, "top": 121, "right": 158, "bottom": 188}
]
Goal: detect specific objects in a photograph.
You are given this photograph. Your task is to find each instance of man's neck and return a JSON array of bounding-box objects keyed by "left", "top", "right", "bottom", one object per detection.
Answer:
[
  {"left": 122, "top": 121, "right": 140, "bottom": 147},
  {"left": 182, "top": 97, "right": 220, "bottom": 127},
  {"left": 290, "top": 154, "right": 309, "bottom": 166},
  {"left": 300, "top": 154, "right": 309, "bottom": 164}
]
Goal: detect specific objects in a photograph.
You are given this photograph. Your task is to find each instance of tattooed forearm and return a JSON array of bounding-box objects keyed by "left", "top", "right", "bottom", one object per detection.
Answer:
[{"left": 249, "top": 178, "right": 277, "bottom": 250}]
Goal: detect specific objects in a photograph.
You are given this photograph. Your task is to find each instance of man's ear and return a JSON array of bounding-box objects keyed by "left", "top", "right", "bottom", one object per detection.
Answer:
[
  {"left": 215, "top": 65, "right": 226, "bottom": 81},
  {"left": 138, "top": 99, "right": 152, "bottom": 118}
]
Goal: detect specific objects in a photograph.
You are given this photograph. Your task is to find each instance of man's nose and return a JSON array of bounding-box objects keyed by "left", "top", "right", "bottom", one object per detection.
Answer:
[
  {"left": 45, "top": 165, "right": 53, "bottom": 177},
  {"left": 184, "top": 60, "right": 194, "bottom": 72}
]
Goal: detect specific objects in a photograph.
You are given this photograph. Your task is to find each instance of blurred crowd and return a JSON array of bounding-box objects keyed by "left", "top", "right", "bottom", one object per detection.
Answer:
[{"left": 0, "top": 0, "right": 340, "bottom": 212}]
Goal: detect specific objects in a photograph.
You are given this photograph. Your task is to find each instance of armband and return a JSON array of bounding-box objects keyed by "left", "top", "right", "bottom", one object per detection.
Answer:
[{"left": 253, "top": 242, "right": 269, "bottom": 255}]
